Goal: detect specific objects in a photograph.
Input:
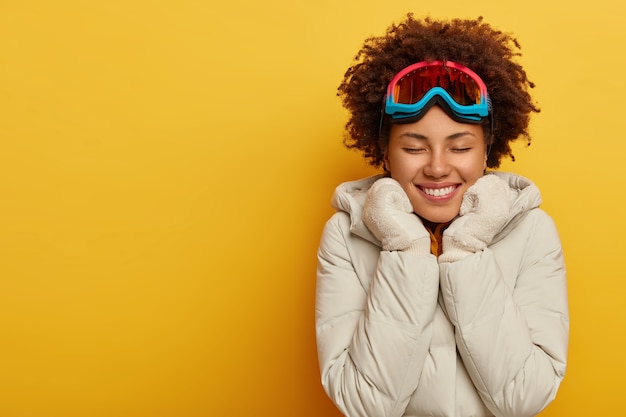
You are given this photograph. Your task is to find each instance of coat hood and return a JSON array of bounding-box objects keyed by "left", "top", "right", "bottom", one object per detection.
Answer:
[{"left": 330, "top": 171, "right": 543, "bottom": 246}]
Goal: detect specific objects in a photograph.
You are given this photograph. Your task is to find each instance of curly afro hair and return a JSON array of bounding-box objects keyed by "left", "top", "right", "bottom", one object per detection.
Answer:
[{"left": 337, "top": 14, "right": 539, "bottom": 168}]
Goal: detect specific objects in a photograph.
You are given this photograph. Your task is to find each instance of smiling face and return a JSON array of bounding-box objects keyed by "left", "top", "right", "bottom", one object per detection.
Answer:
[{"left": 385, "top": 106, "right": 487, "bottom": 224}]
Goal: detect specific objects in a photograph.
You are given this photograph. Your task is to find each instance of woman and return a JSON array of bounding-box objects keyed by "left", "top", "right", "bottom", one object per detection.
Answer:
[{"left": 315, "top": 14, "right": 569, "bottom": 417}]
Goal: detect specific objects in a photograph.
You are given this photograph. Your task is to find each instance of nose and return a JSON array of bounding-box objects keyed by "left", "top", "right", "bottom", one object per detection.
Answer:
[{"left": 423, "top": 150, "right": 451, "bottom": 178}]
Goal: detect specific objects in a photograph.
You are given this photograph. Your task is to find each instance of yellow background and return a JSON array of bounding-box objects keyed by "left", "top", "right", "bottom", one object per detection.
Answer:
[{"left": 0, "top": 0, "right": 623, "bottom": 416}]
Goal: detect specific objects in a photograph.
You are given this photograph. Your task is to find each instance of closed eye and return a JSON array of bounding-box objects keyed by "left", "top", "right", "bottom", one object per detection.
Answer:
[{"left": 402, "top": 147, "right": 426, "bottom": 154}]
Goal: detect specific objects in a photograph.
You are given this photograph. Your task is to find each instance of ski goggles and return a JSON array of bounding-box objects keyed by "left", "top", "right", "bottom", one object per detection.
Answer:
[{"left": 383, "top": 60, "right": 491, "bottom": 123}]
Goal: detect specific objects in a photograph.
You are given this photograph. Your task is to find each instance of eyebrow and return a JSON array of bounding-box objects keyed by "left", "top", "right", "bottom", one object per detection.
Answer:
[{"left": 399, "top": 131, "right": 477, "bottom": 140}]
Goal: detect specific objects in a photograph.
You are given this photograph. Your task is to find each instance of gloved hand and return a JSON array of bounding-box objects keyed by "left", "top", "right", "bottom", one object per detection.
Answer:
[
  {"left": 439, "top": 174, "right": 513, "bottom": 263},
  {"left": 362, "top": 177, "right": 431, "bottom": 255}
]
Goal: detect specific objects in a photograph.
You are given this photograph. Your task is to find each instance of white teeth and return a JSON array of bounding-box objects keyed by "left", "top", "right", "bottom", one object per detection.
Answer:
[{"left": 423, "top": 186, "right": 455, "bottom": 197}]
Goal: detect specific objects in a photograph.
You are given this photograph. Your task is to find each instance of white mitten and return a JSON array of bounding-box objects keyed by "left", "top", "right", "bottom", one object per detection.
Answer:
[
  {"left": 439, "top": 174, "right": 513, "bottom": 263},
  {"left": 362, "top": 177, "right": 430, "bottom": 255}
]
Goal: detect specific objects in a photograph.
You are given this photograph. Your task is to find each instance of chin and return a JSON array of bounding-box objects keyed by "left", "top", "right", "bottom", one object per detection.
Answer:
[
  {"left": 412, "top": 199, "right": 462, "bottom": 225},
  {"left": 416, "top": 210, "right": 458, "bottom": 224},
  {"left": 424, "top": 216, "right": 456, "bottom": 224}
]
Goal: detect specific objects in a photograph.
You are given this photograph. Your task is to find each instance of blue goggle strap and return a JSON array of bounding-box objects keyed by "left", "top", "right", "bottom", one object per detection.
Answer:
[{"left": 385, "top": 87, "right": 490, "bottom": 122}]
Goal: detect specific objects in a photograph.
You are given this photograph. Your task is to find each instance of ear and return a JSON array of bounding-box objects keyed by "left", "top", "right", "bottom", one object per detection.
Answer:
[
  {"left": 383, "top": 152, "right": 390, "bottom": 172},
  {"left": 483, "top": 138, "right": 491, "bottom": 170}
]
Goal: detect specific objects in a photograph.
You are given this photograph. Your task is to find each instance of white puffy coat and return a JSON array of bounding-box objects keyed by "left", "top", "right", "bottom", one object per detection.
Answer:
[{"left": 316, "top": 172, "right": 569, "bottom": 417}]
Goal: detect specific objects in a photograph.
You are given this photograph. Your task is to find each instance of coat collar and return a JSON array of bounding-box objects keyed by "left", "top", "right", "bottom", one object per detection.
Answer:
[{"left": 330, "top": 171, "right": 542, "bottom": 246}]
